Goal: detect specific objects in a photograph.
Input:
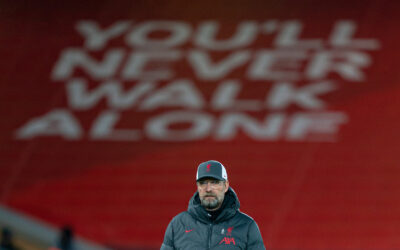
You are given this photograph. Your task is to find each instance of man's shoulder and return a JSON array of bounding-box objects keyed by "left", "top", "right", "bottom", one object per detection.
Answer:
[
  {"left": 170, "top": 211, "right": 192, "bottom": 224},
  {"left": 235, "top": 210, "right": 257, "bottom": 224}
]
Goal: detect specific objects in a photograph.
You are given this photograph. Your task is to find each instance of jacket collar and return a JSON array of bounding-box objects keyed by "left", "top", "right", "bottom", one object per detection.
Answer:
[{"left": 187, "top": 187, "right": 240, "bottom": 224}]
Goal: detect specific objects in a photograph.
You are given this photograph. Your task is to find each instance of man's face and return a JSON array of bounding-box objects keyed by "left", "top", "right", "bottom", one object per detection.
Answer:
[{"left": 197, "top": 178, "right": 229, "bottom": 211}]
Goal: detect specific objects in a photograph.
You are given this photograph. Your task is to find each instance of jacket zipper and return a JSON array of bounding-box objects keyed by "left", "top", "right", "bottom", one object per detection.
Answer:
[{"left": 208, "top": 223, "right": 213, "bottom": 249}]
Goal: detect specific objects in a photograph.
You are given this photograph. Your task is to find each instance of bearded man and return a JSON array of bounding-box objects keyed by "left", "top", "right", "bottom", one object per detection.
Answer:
[{"left": 161, "top": 160, "right": 266, "bottom": 249}]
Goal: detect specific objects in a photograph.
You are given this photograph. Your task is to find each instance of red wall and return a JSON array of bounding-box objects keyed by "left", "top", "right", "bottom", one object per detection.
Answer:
[{"left": 1, "top": 0, "right": 400, "bottom": 248}]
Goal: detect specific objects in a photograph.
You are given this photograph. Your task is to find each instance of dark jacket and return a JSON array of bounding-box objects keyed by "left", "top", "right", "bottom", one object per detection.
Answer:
[{"left": 161, "top": 187, "right": 266, "bottom": 250}]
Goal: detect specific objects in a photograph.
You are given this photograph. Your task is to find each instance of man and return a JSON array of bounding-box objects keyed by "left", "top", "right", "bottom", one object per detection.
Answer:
[{"left": 161, "top": 160, "right": 266, "bottom": 249}]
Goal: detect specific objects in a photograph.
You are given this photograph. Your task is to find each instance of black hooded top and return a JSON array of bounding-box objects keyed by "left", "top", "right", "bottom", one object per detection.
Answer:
[{"left": 161, "top": 187, "right": 266, "bottom": 250}]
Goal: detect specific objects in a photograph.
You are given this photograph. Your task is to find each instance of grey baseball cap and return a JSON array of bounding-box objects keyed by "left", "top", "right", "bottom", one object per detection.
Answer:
[{"left": 196, "top": 160, "right": 228, "bottom": 181}]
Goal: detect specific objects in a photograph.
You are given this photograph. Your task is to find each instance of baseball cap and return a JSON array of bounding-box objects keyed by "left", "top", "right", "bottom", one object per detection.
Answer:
[{"left": 196, "top": 160, "right": 228, "bottom": 181}]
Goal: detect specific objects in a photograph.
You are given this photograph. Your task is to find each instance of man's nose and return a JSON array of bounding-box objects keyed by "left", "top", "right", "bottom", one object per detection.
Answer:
[{"left": 205, "top": 183, "right": 213, "bottom": 192}]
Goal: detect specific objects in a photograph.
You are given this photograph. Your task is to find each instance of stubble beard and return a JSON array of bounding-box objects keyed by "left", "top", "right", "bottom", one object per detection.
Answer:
[{"left": 200, "top": 194, "right": 224, "bottom": 211}]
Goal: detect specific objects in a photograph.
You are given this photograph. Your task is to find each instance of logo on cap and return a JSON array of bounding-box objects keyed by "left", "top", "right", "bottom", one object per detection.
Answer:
[{"left": 196, "top": 160, "right": 228, "bottom": 181}]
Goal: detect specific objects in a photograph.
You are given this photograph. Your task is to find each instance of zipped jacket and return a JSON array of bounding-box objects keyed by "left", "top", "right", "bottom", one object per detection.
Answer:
[{"left": 161, "top": 187, "right": 266, "bottom": 250}]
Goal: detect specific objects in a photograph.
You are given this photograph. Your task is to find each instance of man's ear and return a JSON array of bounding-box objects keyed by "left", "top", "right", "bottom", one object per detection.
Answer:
[{"left": 224, "top": 180, "right": 229, "bottom": 192}]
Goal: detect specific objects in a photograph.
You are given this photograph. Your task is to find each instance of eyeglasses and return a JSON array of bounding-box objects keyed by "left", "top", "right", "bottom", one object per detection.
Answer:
[{"left": 197, "top": 180, "right": 224, "bottom": 189}]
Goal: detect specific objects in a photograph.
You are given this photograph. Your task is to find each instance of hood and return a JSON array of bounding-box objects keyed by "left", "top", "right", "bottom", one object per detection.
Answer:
[{"left": 187, "top": 187, "right": 240, "bottom": 224}]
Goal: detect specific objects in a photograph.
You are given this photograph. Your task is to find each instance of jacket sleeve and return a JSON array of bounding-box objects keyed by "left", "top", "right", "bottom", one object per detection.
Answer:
[
  {"left": 247, "top": 220, "right": 266, "bottom": 250},
  {"left": 160, "top": 219, "right": 175, "bottom": 250}
]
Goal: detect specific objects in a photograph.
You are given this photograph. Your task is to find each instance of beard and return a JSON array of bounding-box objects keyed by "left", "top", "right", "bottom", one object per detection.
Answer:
[{"left": 200, "top": 194, "right": 224, "bottom": 210}]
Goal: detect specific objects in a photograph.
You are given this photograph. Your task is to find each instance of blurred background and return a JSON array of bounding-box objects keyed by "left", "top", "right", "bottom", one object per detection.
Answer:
[{"left": 1, "top": 0, "right": 400, "bottom": 249}]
